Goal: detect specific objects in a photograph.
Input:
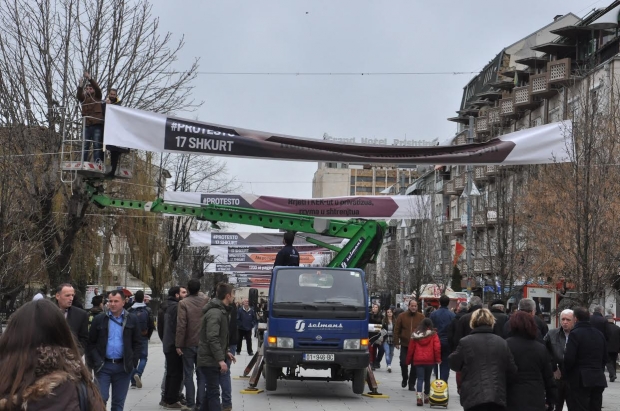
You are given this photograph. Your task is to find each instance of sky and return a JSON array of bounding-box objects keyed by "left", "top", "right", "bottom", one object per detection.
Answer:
[{"left": 149, "top": 0, "right": 603, "bottom": 231}]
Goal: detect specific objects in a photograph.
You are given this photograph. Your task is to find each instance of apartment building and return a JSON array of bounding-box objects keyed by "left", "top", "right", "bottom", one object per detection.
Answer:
[{"left": 373, "top": 6, "right": 620, "bottom": 295}]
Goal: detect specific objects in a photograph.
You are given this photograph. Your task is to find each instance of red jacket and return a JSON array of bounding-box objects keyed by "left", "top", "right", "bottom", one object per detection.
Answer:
[{"left": 406, "top": 330, "right": 441, "bottom": 366}]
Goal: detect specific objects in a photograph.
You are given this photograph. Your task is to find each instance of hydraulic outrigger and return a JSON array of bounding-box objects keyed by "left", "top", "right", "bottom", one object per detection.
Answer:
[{"left": 85, "top": 181, "right": 389, "bottom": 397}]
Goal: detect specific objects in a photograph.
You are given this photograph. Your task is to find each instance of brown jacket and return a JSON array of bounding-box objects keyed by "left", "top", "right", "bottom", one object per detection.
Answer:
[
  {"left": 76, "top": 79, "right": 103, "bottom": 126},
  {"left": 0, "top": 371, "right": 105, "bottom": 411},
  {"left": 394, "top": 309, "right": 425, "bottom": 347},
  {"left": 176, "top": 293, "right": 208, "bottom": 348}
]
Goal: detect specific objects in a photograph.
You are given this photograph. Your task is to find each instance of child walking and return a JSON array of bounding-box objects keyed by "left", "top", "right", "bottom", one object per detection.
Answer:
[{"left": 405, "top": 318, "right": 441, "bottom": 406}]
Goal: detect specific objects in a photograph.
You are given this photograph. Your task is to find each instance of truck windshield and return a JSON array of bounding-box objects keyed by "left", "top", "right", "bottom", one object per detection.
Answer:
[{"left": 273, "top": 268, "right": 365, "bottom": 308}]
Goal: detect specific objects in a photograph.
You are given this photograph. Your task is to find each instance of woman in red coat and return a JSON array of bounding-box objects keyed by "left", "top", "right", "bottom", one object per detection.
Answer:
[{"left": 406, "top": 318, "right": 441, "bottom": 406}]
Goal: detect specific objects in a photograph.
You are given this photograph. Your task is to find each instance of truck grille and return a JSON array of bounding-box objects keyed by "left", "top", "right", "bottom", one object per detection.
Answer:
[{"left": 297, "top": 338, "right": 340, "bottom": 349}]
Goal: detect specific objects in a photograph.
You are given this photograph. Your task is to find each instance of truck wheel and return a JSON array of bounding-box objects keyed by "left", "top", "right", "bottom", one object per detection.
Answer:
[
  {"left": 352, "top": 368, "right": 366, "bottom": 395},
  {"left": 265, "top": 365, "right": 279, "bottom": 391}
]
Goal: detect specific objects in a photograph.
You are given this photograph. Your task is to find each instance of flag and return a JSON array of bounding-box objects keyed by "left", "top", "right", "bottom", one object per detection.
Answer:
[{"left": 453, "top": 242, "right": 465, "bottom": 266}]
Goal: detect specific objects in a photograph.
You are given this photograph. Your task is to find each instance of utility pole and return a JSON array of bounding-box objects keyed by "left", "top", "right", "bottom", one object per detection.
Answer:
[{"left": 466, "top": 116, "right": 474, "bottom": 295}]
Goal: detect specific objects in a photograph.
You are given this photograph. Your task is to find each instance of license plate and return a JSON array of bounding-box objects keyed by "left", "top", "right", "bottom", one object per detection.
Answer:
[{"left": 304, "top": 353, "right": 335, "bottom": 361}]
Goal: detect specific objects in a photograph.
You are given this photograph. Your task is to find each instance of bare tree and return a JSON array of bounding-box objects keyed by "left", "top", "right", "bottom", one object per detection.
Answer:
[
  {"left": 522, "top": 79, "right": 620, "bottom": 306},
  {"left": 0, "top": 0, "right": 199, "bottom": 290}
]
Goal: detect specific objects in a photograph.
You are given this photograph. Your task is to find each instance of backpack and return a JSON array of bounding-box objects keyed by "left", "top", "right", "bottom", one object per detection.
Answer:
[{"left": 133, "top": 306, "right": 150, "bottom": 337}]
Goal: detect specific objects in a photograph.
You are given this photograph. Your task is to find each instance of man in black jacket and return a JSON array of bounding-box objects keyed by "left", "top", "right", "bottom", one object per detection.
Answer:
[
  {"left": 564, "top": 306, "right": 607, "bottom": 411},
  {"left": 55, "top": 283, "right": 89, "bottom": 355},
  {"left": 87, "top": 290, "right": 142, "bottom": 411},
  {"left": 591, "top": 305, "right": 608, "bottom": 340},
  {"left": 162, "top": 286, "right": 185, "bottom": 409},
  {"left": 273, "top": 231, "right": 300, "bottom": 267},
  {"left": 489, "top": 300, "right": 508, "bottom": 338},
  {"left": 544, "top": 308, "right": 574, "bottom": 411},
  {"left": 605, "top": 314, "right": 620, "bottom": 382},
  {"left": 503, "top": 298, "right": 546, "bottom": 343}
]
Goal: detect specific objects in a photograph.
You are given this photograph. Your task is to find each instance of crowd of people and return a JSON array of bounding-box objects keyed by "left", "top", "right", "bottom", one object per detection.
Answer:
[{"left": 368, "top": 295, "right": 620, "bottom": 410}]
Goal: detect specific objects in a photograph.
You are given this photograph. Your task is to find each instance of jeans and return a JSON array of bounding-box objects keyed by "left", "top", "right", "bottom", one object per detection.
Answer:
[
  {"left": 198, "top": 366, "right": 222, "bottom": 411},
  {"left": 83, "top": 124, "right": 103, "bottom": 163},
  {"left": 382, "top": 342, "right": 394, "bottom": 366},
  {"left": 237, "top": 329, "right": 253, "bottom": 354},
  {"left": 130, "top": 338, "right": 149, "bottom": 385},
  {"left": 95, "top": 361, "right": 132, "bottom": 411},
  {"left": 399, "top": 347, "right": 416, "bottom": 388},
  {"left": 182, "top": 347, "right": 204, "bottom": 408},
  {"left": 415, "top": 365, "right": 433, "bottom": 394},
  {"left": 220, "top": 344, "right": 236, "bottom": 409},
  {"left": 164, "top": 352, "right": 184, "bottom": 404},
  {"left": 439, "top": 341, "right": 451, "bottom": 381}
]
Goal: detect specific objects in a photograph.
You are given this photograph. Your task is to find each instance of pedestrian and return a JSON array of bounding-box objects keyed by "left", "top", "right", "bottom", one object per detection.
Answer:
[
  {"left": 424, "top": 306, "right": 435, "bottom": 318},
  {"left": 394, "top": 299, "right": 425, "bottom": 390},
  {"left": 158, "top": 288, "right": 187, "bottom": 407},
  {"left": 543, "top": 309, "right": 575, "bottom": 410},
  {"left": 273, "top": 231, "right": 300, "bottom": 267},
  {"left": 197, "top": 283, "right": 236, "bottom": 411},
  {"left": 86, "top": 290, "right": 142, "bottom": 411},
  {"left": 429, "top": 295, "right": 456, "bottom": 382},
  {"left": 162, "top": 286, "right": 186, "bottom": 409},
  {"left": 505, "top": 311, "right": 555, "bottom": 411},
  {"left": 605, "top": 314, "right": 620, "bottom": 382},
  {"left": 89, "top": 295, "right": 105, "bottom": 329},
  {"left": 591, "top": 305, "right": 608, "bottom": 340},
  {"left": 406, "top": 318, "right": 441, "bottom": 406},
  {"left": 76, "top": 71, "right": 104, "bottom": 164},
  {"left": 393, "top": 303, "right": 404, "bottom": 318},
  {"left": 448, "top": 301, "right": 469, "bottom": 351},
  {"left": 489, "top": 300, "right": 509, "bottom": 338},
  {"left": 0, "top": 299, "right": 105, "bottom": 411},
  {"left": 369, "top": 303, "right": 384, "bottom": 370},
  {"left": 236, "top": 299, "right": 257, "bottom": 355},
  {"left": 564, "top": 306, "right": 607, "bottom": 411},
  {"left": 55, "top": 283, "right": 89, "bottom": 356},
  {"left": 176, "top": 279, "right": 208, "bottom": 410},
  {"left": 452, "top": 296, "right": 483, "bottom": 348},
  {"left": 449, "top": 308, "right": 517, "bottom": 411},
  {"left": 503, "top": 298, "right": 546, "bottom": 342},
  {"left": 128, "top": 290, "right": 155, "bottom": 389},
  {"left": 220, "top": 302, "right": 238, "bottom": 411},
  {"left": 381, "top": 307, "right": 396, "bottom": 372}
]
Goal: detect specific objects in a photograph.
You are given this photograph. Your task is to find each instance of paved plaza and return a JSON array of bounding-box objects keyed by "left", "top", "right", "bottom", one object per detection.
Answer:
[{"left": 120, "top": 336, "right": 620, "bottom": 411}]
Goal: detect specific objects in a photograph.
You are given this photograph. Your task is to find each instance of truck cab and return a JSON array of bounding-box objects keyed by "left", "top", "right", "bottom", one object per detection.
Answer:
[{"left": 263, "top": 267, "right": 370, "bottom": 394}]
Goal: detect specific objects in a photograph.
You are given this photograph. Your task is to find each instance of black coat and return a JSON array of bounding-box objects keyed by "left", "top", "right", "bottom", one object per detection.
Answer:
[
  {"left": 66, "top": 306, "right": 89, "bottom": 356},
  {"left": 86, "top": 310, "right": 142, "bottom": 374},
  {"left": 452, "top": 305, "right": 482, "bottom": 349},
  {"left": 544, "top": 327, "right": 569, "bottom": 373},
  {"left": 162, "top": 297, "right": 179, "bottom": 354},
  {"left": 606, "top": 321, "right": 620, "bottom": 353},
  {"left": 503, "top": 314, "right": 546, "bottom": 343},
  {"left": 448, "top": 310, "right": 467, "bottom": 351},
  {"left": 590, "top": 312, "right": 608, "bottom": 340},
  {"left": 564, "top": 321, "right": 607, "bottom": 389},
  {"left": 157, "top": 299, "right": 168, "bottom": 341},
  {"left": 491, "top": 308, "right": 509, "bottom": 338},
  {"left": 506, "top": 335, "right": 556, "bottom": 411},
  {"left": 449, "top": 325, "right": 517, "bottom": 410}
]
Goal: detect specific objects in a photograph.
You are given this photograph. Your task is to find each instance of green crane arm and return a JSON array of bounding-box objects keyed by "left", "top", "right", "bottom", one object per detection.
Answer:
[{"left": 86, "top": 184, "right": 385, "bottom": 269}]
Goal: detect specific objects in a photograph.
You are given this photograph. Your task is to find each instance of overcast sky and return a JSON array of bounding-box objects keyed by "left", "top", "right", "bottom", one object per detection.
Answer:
[{"left": 150, "top": 0, "right": 601, "bottom": 204}]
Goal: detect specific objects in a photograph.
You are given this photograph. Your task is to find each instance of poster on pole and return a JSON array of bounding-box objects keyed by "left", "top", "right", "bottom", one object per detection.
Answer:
[
  {"left": 104, "top": 105, "right": 572, "bottom": 165},
  {"left": 84, "top": 285, "right": 102, "bottom": 310}
]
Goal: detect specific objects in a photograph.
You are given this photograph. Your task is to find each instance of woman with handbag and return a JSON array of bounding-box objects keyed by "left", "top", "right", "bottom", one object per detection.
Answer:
[{"left": 381, "top": 308, "right": 396, "bottom": 373}]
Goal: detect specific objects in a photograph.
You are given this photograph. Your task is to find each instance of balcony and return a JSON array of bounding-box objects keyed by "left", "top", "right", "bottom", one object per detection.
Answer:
[
  {"left": 475, "top": 116, "right": 490, "bottom": 135},
  {"left": 435, "top": 179, "right": 444, "bottom": 193},
  {"left": 474, "top": 166, "right": 488, "bottom": 181},
  {"left": 487, "top": 107, "right": 501, "bottom": 125},
  {"left": 486, "top": 207, "right": 498, "bottom": 225},
  {"left": 444, "top": 180, "right": 456, "bottom": 195},
  {"left": 473, "top": 212, "right": 485, "bottom": 228},
  {"left": 530, "top": 72, "right": 556, "bottom": 98},
  {"left": 499, "top": 96, "right": 516, "bottom": 117},
  {"left": 455, "top": 133, "right": 467, "bottom": 145},
  {"left": 453, "top": 218, "right": 465, "bottom": 235},
  {"left": 444, "top": 220, "right": 453, "bottom": 235},
  {"left": 547, "top": 58, "right": 572, "bottom": 85},
  {"left": 474, "top": 259, "right": 484, "bottom": 273},
  {"left": 514, "top": 85, "right": 540, "bottom": 110},
  {"left": 454, "top": 175, "right": 465, "bottom": 193},
  {"left": 486, "top": 165, "right": 498, "bottom": 176}
]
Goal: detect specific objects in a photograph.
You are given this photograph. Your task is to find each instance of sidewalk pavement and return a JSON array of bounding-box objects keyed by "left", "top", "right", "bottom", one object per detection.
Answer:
[{"left": 120, "top": 336, "right": 620, "bottom": 411}]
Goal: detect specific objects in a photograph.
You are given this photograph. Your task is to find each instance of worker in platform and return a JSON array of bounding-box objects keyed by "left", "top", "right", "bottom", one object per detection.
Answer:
[
  {"left": 274, "top": 231, "right": 300, "bottom": 267},
  {"left": 76, "top": 71, "right": 104, "bottom": 164}
]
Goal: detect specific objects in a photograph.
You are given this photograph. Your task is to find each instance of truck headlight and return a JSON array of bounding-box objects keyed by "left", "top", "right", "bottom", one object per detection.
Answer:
[
  {"left": 268, "top": 337, "right": 294, "bottom": 348},
  {"left": 344, "top": 338, "right": 364, "bottom": 350}
]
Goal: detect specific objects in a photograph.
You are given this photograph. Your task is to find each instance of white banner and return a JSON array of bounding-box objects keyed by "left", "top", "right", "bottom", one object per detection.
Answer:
[
  {"left": 104, "top": 105, "right": 572, "bottom": 165},
  {"left": 166, "top": 191, "right": 430, "bottom": 220}
]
